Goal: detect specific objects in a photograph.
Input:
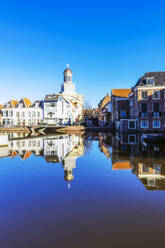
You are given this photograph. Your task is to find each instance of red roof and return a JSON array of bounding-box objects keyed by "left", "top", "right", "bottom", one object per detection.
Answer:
[
  {"left": 112, "top": 89, "right": 131, "bottom": 98},
  {"left": 113, "top": 161, "right": 131, "bottom": 170}
]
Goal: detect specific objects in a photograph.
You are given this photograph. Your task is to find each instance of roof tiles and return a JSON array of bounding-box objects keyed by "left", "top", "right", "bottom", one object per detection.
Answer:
[{"left": 111, "top": 89, "right": 131, "bottom": 98}]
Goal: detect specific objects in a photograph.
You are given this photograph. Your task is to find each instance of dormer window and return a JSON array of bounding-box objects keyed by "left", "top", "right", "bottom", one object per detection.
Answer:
[
  {"left": 18, "top": 103, "right": 23, "bottom": 108},
  {"left": 146, "top": 77, "right": 154, "bottom": 86}
]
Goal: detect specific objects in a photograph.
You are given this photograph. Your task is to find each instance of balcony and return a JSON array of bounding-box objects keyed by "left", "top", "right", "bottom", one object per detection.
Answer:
[
  {"left": 139, "top": 112, "right": 148, "bottom": 117},
  {"left": 152, "top": 112, "right": 161, "bottom": 117}
]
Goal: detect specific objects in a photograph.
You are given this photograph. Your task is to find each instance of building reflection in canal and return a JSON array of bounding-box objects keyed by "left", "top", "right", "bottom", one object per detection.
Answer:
[
  {"left": 1, "top": 131, "right": 165, "bottom": 190},
  {"left": 0, "top": 133, "right": 84, "bottom": 188},
  {"left": 97, "top": 132, "right": 165, "bottom": 191}
]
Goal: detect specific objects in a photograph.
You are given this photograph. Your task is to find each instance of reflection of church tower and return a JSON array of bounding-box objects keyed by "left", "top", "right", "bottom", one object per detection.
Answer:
[
  {"left": 61, "top": 65, "right": 75, "bottom": 95},
  {"left": 64, "top": 170, "right": 74, "bottom": 189},
  {"left": 63, "top": 157, "right": 76, "bottom": 189}
]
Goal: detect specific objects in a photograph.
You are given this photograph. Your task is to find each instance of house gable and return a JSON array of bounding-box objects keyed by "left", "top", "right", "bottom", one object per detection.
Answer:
[{"left": 134, "top": 72, "right": 165, "bottom": 88}]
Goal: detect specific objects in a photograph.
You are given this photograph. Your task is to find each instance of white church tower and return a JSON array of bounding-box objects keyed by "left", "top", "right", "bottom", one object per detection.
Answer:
[
  {"left": 60, "top": 65, "right": 84, "bottom": 121},
  {"left": 61, "top": 65, "right": 76, "bottom": 95}
]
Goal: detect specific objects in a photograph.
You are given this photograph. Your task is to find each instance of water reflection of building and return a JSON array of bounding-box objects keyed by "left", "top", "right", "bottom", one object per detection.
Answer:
[
  {"left": 131, "top": 158, "right": 165, "bottom": 191},
  {"left": 63, "top": 141, "right": 84, "bottom": 188},
  {"left": 111, "top": 132, "right": 165, "bottom": 190},
  {"left": 0, "top": 134, "right": 84, "bottom": 187},
  {"left": 43, "top": 134, "right": 84, "bottom": 187},
  {"left": 9, "top": 136, "right": 43, "bottom": 159},
  {"left": 99, "top": 133, "right": 111, "bottom": 159},
  {"left": 112, "top": 161, "right": 131, "bottom": 170}
]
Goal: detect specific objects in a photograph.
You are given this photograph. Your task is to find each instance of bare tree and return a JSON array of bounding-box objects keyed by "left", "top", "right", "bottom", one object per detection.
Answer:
[{"left": 83, "top": 100, "right": 93, "bottom": 118}]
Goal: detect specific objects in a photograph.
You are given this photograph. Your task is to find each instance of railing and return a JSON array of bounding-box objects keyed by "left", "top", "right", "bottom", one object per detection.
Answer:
[{"left": 139, "top": 112, "right": 163, "bottom": 117}]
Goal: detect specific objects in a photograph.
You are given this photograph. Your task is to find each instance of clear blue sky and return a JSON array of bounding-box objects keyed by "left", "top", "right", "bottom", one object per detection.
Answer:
[{"left": 0, "top": 0, "right": 165, "bottom": 107}]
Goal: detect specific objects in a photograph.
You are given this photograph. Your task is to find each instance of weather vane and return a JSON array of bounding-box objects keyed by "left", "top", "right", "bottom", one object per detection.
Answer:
[{"left": 67, "top": 64, "right": 69, "bottom": 68}]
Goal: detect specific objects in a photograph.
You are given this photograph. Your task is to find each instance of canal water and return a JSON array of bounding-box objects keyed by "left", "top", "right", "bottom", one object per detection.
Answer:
[{"left": 0, "top": 132, "right": 165, "bottom": 247}]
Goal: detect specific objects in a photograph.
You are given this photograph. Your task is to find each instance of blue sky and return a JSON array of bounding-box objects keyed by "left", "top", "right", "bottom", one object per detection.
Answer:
[{"left": 0, "top": 0, "right": 165, "bottom": 107}]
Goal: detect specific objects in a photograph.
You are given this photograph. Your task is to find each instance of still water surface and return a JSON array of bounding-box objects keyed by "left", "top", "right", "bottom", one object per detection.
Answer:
[{"left": 0, "top": 132, "right": 165, "bottom": 247}]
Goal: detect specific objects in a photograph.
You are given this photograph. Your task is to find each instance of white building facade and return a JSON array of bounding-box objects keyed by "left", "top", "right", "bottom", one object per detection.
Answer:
[
  {"left": 1, "top": 98, "right": 43, "bottom": 126},
  {"left": 43, "top": 66, "right": 84, "bottom": 125},
  {"left": 43, "top": 95, "right": 73, "bottom": 125},
  {"left": 1, "top": 66, "right": 84, "bottom": 127}
]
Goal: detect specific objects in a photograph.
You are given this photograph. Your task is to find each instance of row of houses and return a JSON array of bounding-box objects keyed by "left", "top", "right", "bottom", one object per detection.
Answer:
[
  {"left": 98, "top": 71, "right": 165, "bottom": 132},
  {"left": 0, "top": 67, "right": 84, "bottom": 126}
]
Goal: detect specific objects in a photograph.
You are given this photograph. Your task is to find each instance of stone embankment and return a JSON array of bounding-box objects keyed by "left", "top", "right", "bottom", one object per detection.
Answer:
[
  {"left": 0, "top": 126, "right": 30, "bottom": 133},
  {"left": 0, "top": 125, "right": 85, "bottom": 134},
  {"left": 0, "top": 125, "right": 111, "bottom": 134}
]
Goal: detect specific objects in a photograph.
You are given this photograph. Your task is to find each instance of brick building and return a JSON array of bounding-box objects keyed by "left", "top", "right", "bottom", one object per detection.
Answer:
[
  {"left": 111, "top": 89, "right": 131, "bottom": 129},
  {"left": 98, "top": 93, "right": 111, "bottom": 126},
  {"left": 120, "top": 72, "right": 165, "bottom": 132}
]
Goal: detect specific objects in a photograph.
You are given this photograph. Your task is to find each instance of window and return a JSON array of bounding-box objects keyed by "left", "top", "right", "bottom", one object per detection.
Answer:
[
  {"left": 141, "top": 103, "right": 148, "bottom": 116},
  {"left": 153, "top": 91, "right": 160, "bottom": 99},
  {"left": 32, "top": 111, "right": 35, "bottom": 117},
  {"left": 50, "top": 103, "right": 55, "bottom": 107},
  {"left": 130, "top": 98, "right": 133, "bottom": 107},
  {"left": 141, "top": 120, "right": 148, "bottom": 128},
  {"left": 153, "top": 165, "right": 161, "bottom": 175},
  {"left": 142, "top": 164, "right": 149, "bottom": 173},
  {"left": 141, "top": 91, "right": 148, "bottom": 100},
  {"left": 21, "top": 112, "right": 25, "bottom": 117},
  {"left": 146, "top": 77, "right": 154, "bottom": 85},
  {"left": 153, "top": 120, "right": 160, "bottom": 128},
  {"left": 18, "top": 103, "right": 23, "bottom": 108},
  {"left": 28, "top": 111, "right": 31, "bottom": 118},
  {"left": 21, "top": 141, "right": 25, "bottom": 147},
  {"left": 120, "top": 110, "right": 126, "bottom": 118},
  {"left": 153, "top": 103, "right": 160, "bottom": 116},
  {"left": 68, "top": 76, "right": 71, "bottom": 82},
  {"left": 128, "top": 120, "right": 136, "bottom": 129},
  {"left": 32, "top": 140, "right": 36, "bottom": 147},
  {"left": 128, "top": 135, "right": 136, "bottom": 144},
  {"left": 148, "top": 179, "right": 155, "bottom": 187},
  {"left": 38, "top": 112, "right": 40, "bottom": 118}
]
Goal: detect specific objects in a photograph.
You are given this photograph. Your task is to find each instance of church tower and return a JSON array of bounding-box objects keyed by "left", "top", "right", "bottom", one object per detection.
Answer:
[
  {"left": 61, "top": 65, "right": 75, "bottom": 95},
  {"left": 59, "top": 65, "right": 84, "bottom": 121}
]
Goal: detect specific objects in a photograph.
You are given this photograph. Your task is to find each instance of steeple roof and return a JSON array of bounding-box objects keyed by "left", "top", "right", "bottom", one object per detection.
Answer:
[{"left": 64, "top": 68, "right": 72, "bottom": 73}]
